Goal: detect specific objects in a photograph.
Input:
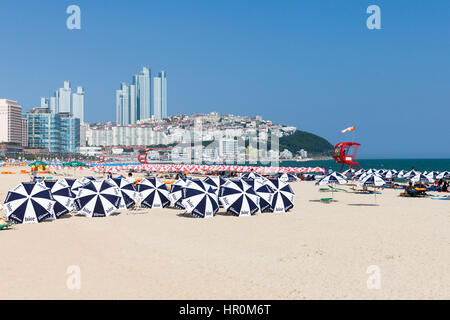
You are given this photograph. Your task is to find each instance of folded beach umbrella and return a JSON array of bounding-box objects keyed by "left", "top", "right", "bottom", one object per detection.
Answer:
[
  {"left": 43, "top": 179, "right": 76, "bottom": 219},
  {"left": 410, "top": 173, "right": 434, "bottom": 185},
  {"left": 4, "top": 182, "right": 55, "bottom": 224},
  {"left": 278, "top": 173, "right": 299, "bottom": 183},
  {"left": 436, "top": 171, "right": 450, "bottom": 180},
  {"left": 73, "top": 180, "right": 122, "bottom": 217},
  {"left": 242, "top": 178, "right": 274, "bottom": 212},
  {"left": 136, "top": 178, "right": 171, "bottom": 208},
  {"left": 219, "top": 180, "right": 260, "bottom": 216},
  {"left": 168, "top": 178, "right": 188, "bottom": 209},
  {"left": 182, "top": 180, "right": 219, "bottom": 218},
  {"left": 108, "top": 177, "right": 138, "bottom": 209},
  {"left": 265, "top": 179, "right": 295, "bottom": 213}
]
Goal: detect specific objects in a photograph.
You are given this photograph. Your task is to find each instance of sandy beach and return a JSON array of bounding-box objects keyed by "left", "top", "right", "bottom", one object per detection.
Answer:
[{"left": 0, "top": 166, "right": 449, "bottom": 300}]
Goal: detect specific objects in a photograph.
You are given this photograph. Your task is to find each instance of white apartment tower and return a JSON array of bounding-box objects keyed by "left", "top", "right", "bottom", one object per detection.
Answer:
[{"left": 0, "top": 99, "right": 24, "bottom": 146}]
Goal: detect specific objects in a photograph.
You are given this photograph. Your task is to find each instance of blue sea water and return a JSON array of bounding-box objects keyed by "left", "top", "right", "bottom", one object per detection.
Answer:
[
  {"left": 281, "top": 159, "right": 450, "bottom": 172},
  {"left": 90, "top": 159, "right": 450, "bottom": 172}
]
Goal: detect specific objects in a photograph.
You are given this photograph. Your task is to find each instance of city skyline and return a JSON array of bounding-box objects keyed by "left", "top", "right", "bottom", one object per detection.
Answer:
[{"left": 0, "top": 1, "right": 449, "bottom": 158}]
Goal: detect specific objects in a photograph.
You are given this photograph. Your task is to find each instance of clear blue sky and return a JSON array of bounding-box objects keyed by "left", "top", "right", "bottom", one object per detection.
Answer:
[{"left": 0, "top": 0, "right": 449, "bottom": 158}]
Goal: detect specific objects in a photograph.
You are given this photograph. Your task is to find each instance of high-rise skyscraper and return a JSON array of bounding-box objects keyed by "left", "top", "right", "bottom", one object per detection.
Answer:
[
  {"left": 59, "top": 81, "right": 72, "bottom": 113},
  {"left": 72, "top": 86, "right": 85, "bottom": 123},
  {"left": 153, "top": 71, "right": 167, "bottom": 120},
  {"left": 116, "top": 66, "right": 151, "bottom": 125},
  {"left": 137, "top": 67, "right": 151, "bottom": 120}
]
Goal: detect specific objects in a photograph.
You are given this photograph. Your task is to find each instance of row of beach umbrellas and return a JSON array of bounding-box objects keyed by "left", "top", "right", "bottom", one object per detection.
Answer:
[{"left": 3, "top": 173, "right": 295, "bottom": 224}]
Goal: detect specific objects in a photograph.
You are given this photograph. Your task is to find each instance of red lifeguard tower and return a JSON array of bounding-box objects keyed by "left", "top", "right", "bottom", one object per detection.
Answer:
[{"left": 333, "top": 142, "right": 361, "bottom": 172}]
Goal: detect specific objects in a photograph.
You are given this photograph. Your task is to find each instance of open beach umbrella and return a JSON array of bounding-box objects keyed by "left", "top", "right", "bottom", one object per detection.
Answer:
[
  {"left": 265, "top": 179, "right": 295, "bottom": 213},
  {"left": 410, "top": 173, "right": 434, "bottom": 185},
  {"left": 3, "top": 182, "right": 55, "bottom": 224},
  {"left": 73, "top": 180, "right": 122, "bottom": 217},
  {"left": 342, "top": 168, "right": 356, "bottom": 177},
  {"left": 136, "top": 178, "right": 171, "bottom": 208},
  {"left": 240, "top": 172, "right": 263, "bottom": 180},
  {"left": 316, "top": 172, "right": 348, "bottom": 186},
  {"left": 43, "top": 179, "right": 76, "bottom": 219},
  {"left": 219, "top": 180, "right": 260, "bottom": 216},
  {"left": 382, "top": 170, "right": 398, "bottom": 180},
  {"left": 204, "top": 176, "right": 226, "bottom": 196},
  {"left": 182, "top": 180, "right": 219, "bottom": 218},
  {"left": 425, "top": 171, "right": 439, "bottom": 180},
  {"left": 168, "top": 178, "right": 188, "bottom": 209},
  {"left": 402, "top": 170, "right": 419, "bottom": 179},
  {"left": 71, "top": 176, "right": 96, "bottom": 192},
  {"left": 278, "top": 173, "right": 299, "bottom": 183},
  {"left": 436, "top": 171, "right": 450, "bottom": 180},
  {"left": 108, "top": 177, "right": 138, "bottom": 209},
  {"left": 358, "top": 174, "right": 386, "bottom": 203},
  {"left": 242, "top": 178, "right": 274, "bottom": 212}
]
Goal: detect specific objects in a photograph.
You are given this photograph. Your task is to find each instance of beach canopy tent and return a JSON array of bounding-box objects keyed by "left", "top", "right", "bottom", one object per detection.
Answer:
[
  {"left": 136, "top": 178, "right": 171, "bottom": 209},
  {"left": 74, "top": 180, "right": 123, "bottom": 217},
  {"left": 63, "top": 161, "right": 89, "bottom": 167},
  {"left": 266, "top": 179, "right": 295, "bottom": 213},
  {"left": 219, "top": 179, "right": 260, "bottom": 216},
  {"left": 43, "top": 180, "right": 76, "bottom": 219},
  {"left": 28, "top": 161, "right": 48, "bottom": 167},
  {"left": 242, "top": 178, "right": 275, "bottom": 212},
  {"left": 168, "top": 178, "right": 188, "bottom": 209},
  {"left": 182, "top": 180, "right": 219, "bottom": 218},
  {"left": 410, "top": 173, "right": 434, "bottom": 185},
  {"left": 278, "top": 173, "right": 299, "bottom": 182},
  {"left": 108, "top": 177, "right": 138, "bottom": 209},
  {"left": 4, "top": 182, "right": 55, "bottom": 224}
]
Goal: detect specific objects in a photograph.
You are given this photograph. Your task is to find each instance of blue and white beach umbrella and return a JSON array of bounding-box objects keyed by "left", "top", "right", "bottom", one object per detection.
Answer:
[
  {"left": 182, "top": 180, "right": 219, "bottom": 218},
  {"left": 43, "top": 179, "right": 76, "bottom": 219},
  {"left": 204, "top": 176, "right": 226, "bottom": 196},
  {"left": 168, "top": 178, "right": 188, "bottom": 209},
  {"left": 410, "top": 173, "right": 434, "bottom": 184},
  {"left": 71, "top": 176, "right": 96, "bottom": 192},
  {"left": 108, "top": 177, "right": 138, "bottom": 209},
  {"left": 402, "top": 170, "right": 420, "bottom": 179},
  {"left": 73, "top": 180, "right": 122, "bottom": 217},
  {"left": 240, "top": 172, "right": 264, "bottom": 180},
  {"left": 358, "top": 174, "right": 386, "bottom": 187},
  {"left": 219, "top": 180, "right": 260, "bottom": 216},
  {"left": 382, "top": 170, "right": 398, "bottom": 179},
  {"left": 436, "top": 171, "right": 450, "bottom": 180},
  {"left": 316, "top": 172, "right": 348, "bottom": 186},
  {"left": 278, "top": 173, "right": 299, "bottom": 183},
  {"left": 266, "top": 179, "right": 295, "bottom": 213},
  {"left": 4, "top": 182, "right": 55, "bottom": 224},
  {"left": 136, "top": 178, "right": 171, "bottom": 209},
  {"left": 242, "top": 178, "right": 274, "bottom": 212}
]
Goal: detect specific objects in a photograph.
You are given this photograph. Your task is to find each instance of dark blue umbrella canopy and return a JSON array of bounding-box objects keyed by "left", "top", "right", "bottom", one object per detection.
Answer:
[
  {"left": 242, "top": 178, "right": 274, "bottom": 213},
  {"left": 44, "top": 179, "right": 76, "bottom": 219},
  {"left": 182, "top": 180, "right": 219, "bottom": 218},
  {"left": 219, "top": 180, "right": 260, "bottom": 216},
  {"left": 4, "top": 182, "right": 55, "bottom": 224},
  {"left": 136, "top": 178, "right": 171, "bottom": 209}
]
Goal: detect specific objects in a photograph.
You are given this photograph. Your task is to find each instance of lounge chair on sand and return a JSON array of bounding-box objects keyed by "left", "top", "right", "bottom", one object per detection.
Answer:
[{"left": 328, "top": 185, "right": 347, "bottom": 192}]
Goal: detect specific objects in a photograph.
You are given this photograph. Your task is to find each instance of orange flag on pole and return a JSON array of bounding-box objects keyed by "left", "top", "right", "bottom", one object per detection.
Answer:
[{"left": 341, "top": 126, "right": 355, "bottom": 133}]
